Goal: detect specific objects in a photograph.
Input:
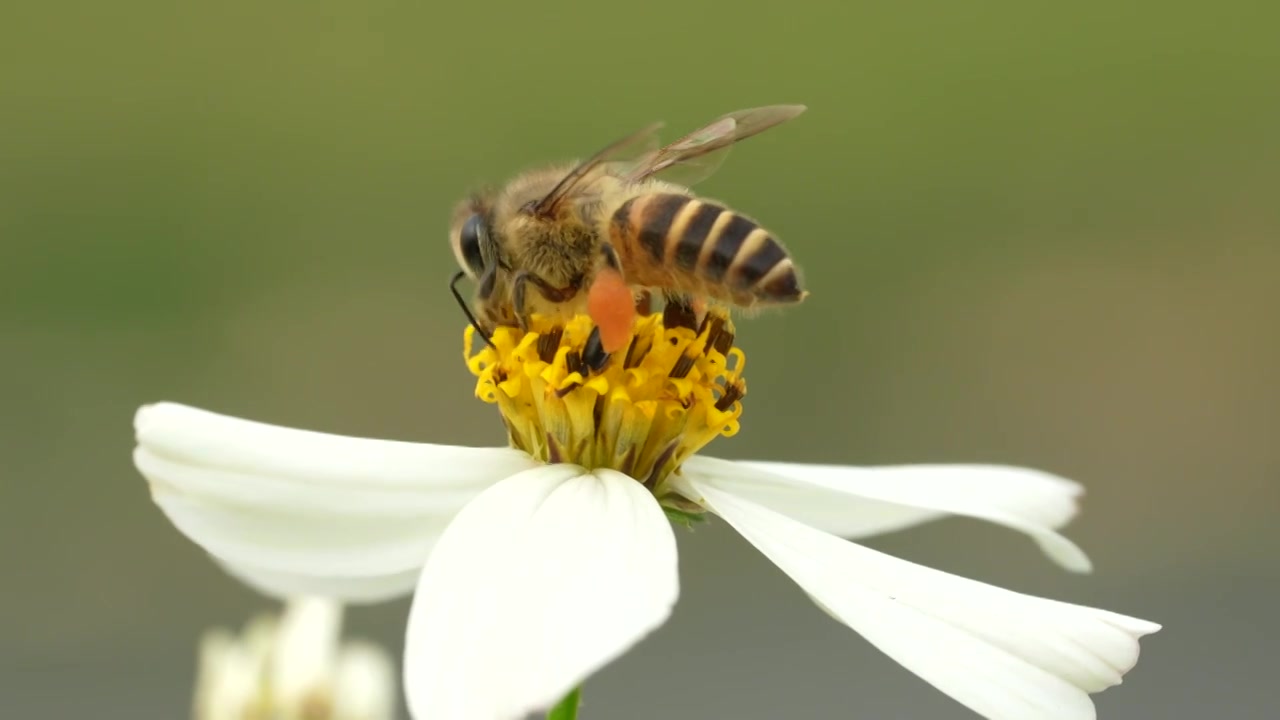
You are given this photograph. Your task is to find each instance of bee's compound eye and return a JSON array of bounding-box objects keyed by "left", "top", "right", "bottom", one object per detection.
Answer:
[{"left": 456, "top": 213, "right": 486, "bottom": 276}]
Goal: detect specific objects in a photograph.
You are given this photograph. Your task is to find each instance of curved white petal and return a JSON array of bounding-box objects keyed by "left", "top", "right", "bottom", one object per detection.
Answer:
[
  {"left": 684, "top": 456, "right": 1090, "bottom": 571},
  {"left": 679, "top": 477, "right": 1159, "bottom": 720},
  {"left": 220, "top": 562, "right": 427, "bottom": 605},
  {"left": 404, "top": 465, "right": 679, "bottom": 720},
  {"left": 134, "top": 402, "right": 539, "bottom": 603}
]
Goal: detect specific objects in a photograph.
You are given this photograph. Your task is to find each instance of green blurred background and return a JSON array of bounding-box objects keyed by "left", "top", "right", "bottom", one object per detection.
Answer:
[{"left": 3, "top": 1, "right": 1277, "bottom": 717}]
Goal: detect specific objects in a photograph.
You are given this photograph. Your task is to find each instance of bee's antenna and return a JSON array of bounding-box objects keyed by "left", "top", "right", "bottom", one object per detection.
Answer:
[{"left": 450, "top": 270, "right": 496, "bottom": 349}]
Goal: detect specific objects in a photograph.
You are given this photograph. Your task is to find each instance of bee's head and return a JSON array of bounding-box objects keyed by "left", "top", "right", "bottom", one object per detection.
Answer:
[{"left": 448, "top": 194, "right": 495, "bottom": 280}]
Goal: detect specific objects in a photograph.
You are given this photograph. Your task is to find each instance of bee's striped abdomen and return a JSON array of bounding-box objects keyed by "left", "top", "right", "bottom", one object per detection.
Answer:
[
  {"left": 611, "top": 193, "right": 803, "bottom": 304},
  {"left": 674, "top": 202, "right": 722, "bottom": 271}
]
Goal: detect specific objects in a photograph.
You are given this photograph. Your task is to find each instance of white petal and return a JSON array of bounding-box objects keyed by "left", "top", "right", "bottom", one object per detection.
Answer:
[
  {"left": 684, "top": 456, "right": 1091, "bottom": 571},
  {"left": 135, "top": 402, "right": 539, "bottom": 602},
  {"left": 679, "top": 477, "right": 1159, "bottom": 720},
  {"left": 404, "top": 465, "right": 679, "bottom": 720},
  {"left": 220, "top": 562, "right": 426, "bottom": 605}
]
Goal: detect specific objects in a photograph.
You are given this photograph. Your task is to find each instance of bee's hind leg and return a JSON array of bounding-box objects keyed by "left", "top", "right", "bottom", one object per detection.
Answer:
[
  {"left": 583, "top": 326, "right": 609, "bottom": 374},
  {"left": 586, "top": 241, "right": 638, "bottom": 369},
  {"left": 660, "top": 292, "right": 702, "bottom": 331},
  {"left": 634, "top": 289, "right": 653, "bottom": 316}
]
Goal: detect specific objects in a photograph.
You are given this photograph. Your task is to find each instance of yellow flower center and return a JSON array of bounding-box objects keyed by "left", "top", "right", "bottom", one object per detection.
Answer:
[{"left": 464, "top": 308, "right": 746, "bottom": 506}]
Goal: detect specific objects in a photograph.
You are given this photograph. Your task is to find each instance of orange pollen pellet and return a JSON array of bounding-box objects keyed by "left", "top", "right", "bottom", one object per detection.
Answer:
[{"left": 587, "top": 268, "right": 636, "bottom": 353}]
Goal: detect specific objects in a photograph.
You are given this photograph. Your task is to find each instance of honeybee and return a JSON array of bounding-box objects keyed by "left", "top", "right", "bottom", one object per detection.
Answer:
[{"left": 449, "top": 105, "right": 808, "bottom": 368}]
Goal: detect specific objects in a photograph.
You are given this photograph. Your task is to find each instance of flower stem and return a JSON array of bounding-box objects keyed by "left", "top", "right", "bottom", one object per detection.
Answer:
[{"left": 547, "top": 686, "right": 582, "bottom": 720}]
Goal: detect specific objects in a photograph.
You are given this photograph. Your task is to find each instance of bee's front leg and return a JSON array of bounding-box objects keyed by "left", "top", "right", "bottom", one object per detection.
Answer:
[{"left": 511, "top": 270, "right": 579, "bottom": 331}]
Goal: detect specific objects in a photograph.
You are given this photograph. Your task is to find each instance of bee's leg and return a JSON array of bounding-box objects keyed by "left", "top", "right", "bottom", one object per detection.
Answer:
[
  {"left": 583, "top": 243, "right": 616, "bottom": 368},
  {"left": 583, "top": 326, "right": 609, "bottom": 374},
  {"left": 586, "top": 241, "right": 637, "bottom": 366},
  {"left": 600, "top": 241, "right": 623, "bottom": 273},
  {"left": 585, "top": 244, "right": 623, "bottom": 372},
  {"left": 477, "top": 265, "right": 499, "bottom": 301},
  {"left": 661, "top": 291, "right": 699, "bottom": 331},
  {"left": 511, "top": 270, "right": 579, "bottom": 331},
  {"left": 510, "top": 271, "right": 531, "bottom": 331},
  {"left": 634, "top": 290, "right": 652, "bottom": 316}
]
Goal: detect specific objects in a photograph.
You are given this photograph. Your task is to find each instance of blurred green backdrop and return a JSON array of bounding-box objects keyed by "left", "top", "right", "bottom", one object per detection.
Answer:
[{"left": 3, "top": 1, "right": 1277, "bottom": 718}]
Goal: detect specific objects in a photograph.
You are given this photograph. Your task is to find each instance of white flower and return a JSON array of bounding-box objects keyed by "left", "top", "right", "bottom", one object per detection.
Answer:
[
  {"left": 193, "top": 596, "right": 396, "bottom": 720},
  {"left": 138, "top": 310, "right": 1159, "bottom": 720}
]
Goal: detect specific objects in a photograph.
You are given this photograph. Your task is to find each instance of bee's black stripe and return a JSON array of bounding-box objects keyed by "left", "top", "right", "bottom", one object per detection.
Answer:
[
  {"left": 637, "top": 194, "right": 691, "bottom": 263},
  {"left": 704, "top": 214, "right": 756, "bottom": 282},
  {"left": 611, "top": 197, "right": 637, "bottom": 255},
  {"left": 674, "top": 203, "right": 723, "bottom": 271},
  {"left": 731, "top": 236, "right": 787, "bottom": 289},
  {"left": 760, "top": 262, "right": 803, "bottom": 300}
]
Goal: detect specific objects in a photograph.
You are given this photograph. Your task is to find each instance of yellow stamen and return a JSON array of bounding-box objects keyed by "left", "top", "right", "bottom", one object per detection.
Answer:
[{"left": 464, "top": 308, "right": 746, "bottom": 505}]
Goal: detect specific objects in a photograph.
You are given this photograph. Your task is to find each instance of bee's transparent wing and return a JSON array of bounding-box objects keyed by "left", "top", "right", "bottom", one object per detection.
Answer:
[
  {"left": 621, "top": 104, "right": 807, "bottom": 187},
  {"left": 533, "top": 122, "right": 664, "bottom": 216}
]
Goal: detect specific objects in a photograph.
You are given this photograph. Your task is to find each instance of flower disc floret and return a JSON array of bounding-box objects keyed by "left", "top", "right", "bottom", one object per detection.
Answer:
[{"left": 465, "top": 309, "right": 746, "bottom": 498}]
